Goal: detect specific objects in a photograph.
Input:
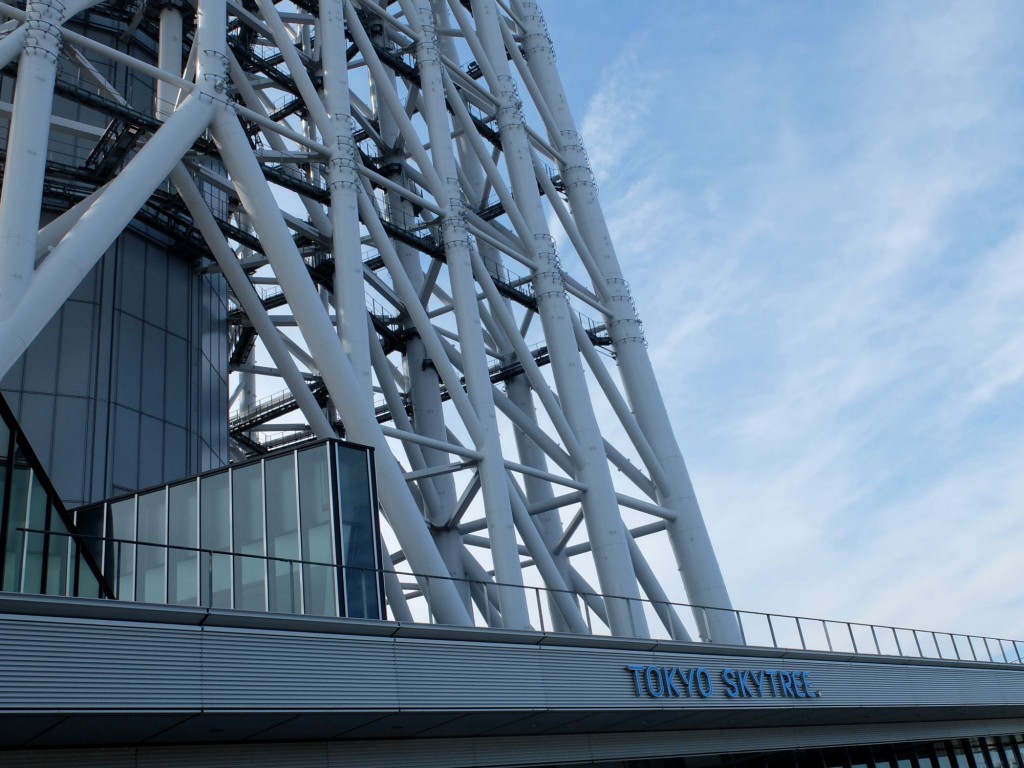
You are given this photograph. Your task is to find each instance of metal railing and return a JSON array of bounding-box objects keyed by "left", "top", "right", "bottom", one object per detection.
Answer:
[{"left": 11, "top": 528, "right": 1024, "bottom": 666}]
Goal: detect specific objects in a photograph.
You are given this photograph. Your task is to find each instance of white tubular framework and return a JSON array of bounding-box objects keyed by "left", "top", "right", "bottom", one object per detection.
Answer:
[{"left": 0, "top": 0, "right": 741, "bottom": 642}]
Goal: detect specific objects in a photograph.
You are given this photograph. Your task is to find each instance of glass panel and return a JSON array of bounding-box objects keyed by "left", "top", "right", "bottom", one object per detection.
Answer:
[
  {"left": 43, "top": 504, "right": 70, "bottom": 596},
  {"left": 232, "top": 463, "right": 266, "bottom": 611},
  {"left": 298, "top": 445, "right": 336, "bottom": 617},
  {"left": 168, "top": 481, "right": 199, "bottom": 606},
  {"left": 949, "top": 740, "right": 971, "bottom": 768},
  {"left": 987, "top": 738, "right": 1007, "bottom": 768},
  {"left": 200, "top": 470, "right": 231, "bottom": 608},
  {"left": 1003, "top": 741, "right": 1019, "bottom": 768},
  {"left": 2, "top": 451, "right": 31, "bottom": 591},
  {"left": 73, "top": 505, "right": 105, "bottom": 597},
  {"left": 22, "top": 471, "right": 49, "bottom": 594},
  {"left": 893, "top": 743, "right": 914, "bottom": 768},
  {"left": 265, "top": 454, "right": 300, "bottom": 614},
  {"left": 935, "top": 741, "right": 954, "bottom": 768},
  {"left": 1002, "top": 737, "right": 1021, "bottom": 768},
  {"left": 871, "top": 743, "right": 893, "bottom": 768},
  {"left": 108, "top": 499, "right": 136, "bottom": 600},
  {"left": 915, "top": 745, "right": 936, "bottom": 768},
  {"left": 336, "top": 445, "right": 378, "bottom": 619},
  {"left": 136, "top": 490, "right": 167, "bottom": 603}
]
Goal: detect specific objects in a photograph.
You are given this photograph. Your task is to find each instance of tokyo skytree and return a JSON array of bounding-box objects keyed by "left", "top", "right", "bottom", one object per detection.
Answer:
[{"left": 0, "top": 0, "right": 741, "bottom": 643}]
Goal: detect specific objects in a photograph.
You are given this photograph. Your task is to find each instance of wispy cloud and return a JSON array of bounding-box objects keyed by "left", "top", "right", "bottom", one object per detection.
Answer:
[{"left": 566, "top": 0, "right": 1024, "bottom": 638}]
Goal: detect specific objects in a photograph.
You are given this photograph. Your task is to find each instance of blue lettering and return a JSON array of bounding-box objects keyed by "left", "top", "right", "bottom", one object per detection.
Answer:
[
  {"left": 722, "top": 668, "right": 739, "bottom": 698},
  {"left": 626, "top": 665, "right": 645, "bottom": 695},
  {"left": 628, "top": 664, "right": 820, "bottom": 701},
  {"left": 696, "top": 667, "right": 714, "bottom": 698},
  {"left": 751, "top": 670, "right": 766, "bottom": 696},
  {"left": 663, "top": 667, "right": 682, "bottom": 697},
  {"left": 645, "top": 665, "right": 665, "bottom": 697},
  {"left": 738, "top": 669, "right": 754, "bottom": 697},
  {"left": 679, "top": 667, "right": 696, "bottom": 696},
  {"left": 800, "top": 671, "right": 820, "bottom": 698},
  {"left": 792, "top": 671, "right": 807, "bottom": 698},
  {"left": 779, "top": 671, "right": 795, "bottom": 697}
]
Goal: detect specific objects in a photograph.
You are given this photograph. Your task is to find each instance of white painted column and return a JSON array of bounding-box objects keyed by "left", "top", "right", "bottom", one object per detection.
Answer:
[
  {"left": 461, "top": 0, "right": 647, "bottom": 637},
  {"left": 311, "top": 0, "right": 373, "bottom": 400},
  {"left": 210, "top": 109, "right": 472, "bottom": 626},
  {"left": 0, "top": 0, "right": 65, "bottom": 320},
  {"left": 512, "top": 0, "right": 740, "bottom": 643},
  {"left": 399, "top": 0, "right": 529, "bottom": 629}
]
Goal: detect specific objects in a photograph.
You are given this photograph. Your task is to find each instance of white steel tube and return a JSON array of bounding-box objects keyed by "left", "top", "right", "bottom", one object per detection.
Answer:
[
  {"left": 0, "top": 94, "right": 214, "bottom": 379},
  {"left": 399, "top": 0, "right": 529, "bottom": 628},
  {"left": 513, "top": 0, "right": 740, "bottom": 643},
  {"left": 211, "top": 109, "right": 471, "bottom": 627},
  {"left": 320, "top": 0, "right": 373, "bottom": 400},
  {"left": 463, "top": 0, "right": 647, "bottom": 637},
  {"left": 0, "top": 0, "right": 65, "bottom": 320},
  {"left": 171, "top": 167, "right": 334, "bottom": 439}
]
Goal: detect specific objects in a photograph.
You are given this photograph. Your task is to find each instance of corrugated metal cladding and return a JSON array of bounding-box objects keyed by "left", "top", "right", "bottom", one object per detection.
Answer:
[
  {"left": 2, "top": 719, "right": 1024, "bottom": 768},
  {"left": 0, "top": 615, "right": 202, "bottom": 710},
  {"left": 2, "top": 611, "right": 1024, "bottom": 715}
]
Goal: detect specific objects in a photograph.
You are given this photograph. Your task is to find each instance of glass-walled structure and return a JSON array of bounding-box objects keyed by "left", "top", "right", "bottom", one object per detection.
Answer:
[
  {"left": 71, "top": 440, "right": 383, "bottom": 619},
  {"left": 0, "top": 395, "right": 110, "bottom": 599},
  {"left": 0, "top": 390, "right": 383, "bottom": 620}
]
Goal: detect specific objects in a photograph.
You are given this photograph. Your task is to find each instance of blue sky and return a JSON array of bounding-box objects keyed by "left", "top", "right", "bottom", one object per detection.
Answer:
[{"left": 540, "top": 1, "right": 1024, "bottom": 640}]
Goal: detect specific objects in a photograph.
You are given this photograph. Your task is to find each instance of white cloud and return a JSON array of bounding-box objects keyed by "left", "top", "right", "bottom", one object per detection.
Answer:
[{"left": 570, "top": 0, "right": 1024, "bottom": 641}]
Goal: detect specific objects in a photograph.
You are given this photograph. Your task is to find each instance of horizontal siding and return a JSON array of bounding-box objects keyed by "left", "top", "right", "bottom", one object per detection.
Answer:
[
  {"left": 1, "top": 610, "right": 1023, "bottom": 722},
  {"left": 200, "top": 627, "right": 399, "bottom": 709},
  {"left": 0, "top": 615, "right": 201, "bottom": 710}
]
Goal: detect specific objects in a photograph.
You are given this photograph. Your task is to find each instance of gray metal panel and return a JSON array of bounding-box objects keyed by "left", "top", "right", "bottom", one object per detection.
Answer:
[
  {"left": 0, "top": 615, "right": 202, "bottom": 710},
  {"left": 199, "top": 627, "right": 401, "bottom": 709},
  {"left": 392, "top": 637, "right": 546, "bottom": 709}
]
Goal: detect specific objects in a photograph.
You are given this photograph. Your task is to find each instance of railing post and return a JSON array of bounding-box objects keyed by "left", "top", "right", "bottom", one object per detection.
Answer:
[
  {"left": 951, "top": 633, "right": 961, "bottom": 661},
  {"left": 893, "top": 628, "right": 903, "bottom": 657},
  {"left": 870, "top": 625, "right": 881, "bottom": 655},
  {"left": 115, "top": 540, "right": 122, "bottom": 599},
  {"left": 736, "top": 611, "right": 746, "bottom": 646},
  {"left": 848, "top": 623, "right": 858, "bottom": 654},
  {"left": 983, "top": 637, "right": 995, "bottom": 663},
  {"left": 206, "top": 549, "right": 213, "bottom": 609},
  {"left": 535, "top": 587, "right": 544, "bottom": 633},
  {"left": 766, "top": 614, "right": 778, "bottom": 649},
  {"left": 823, "top": 621, "right": 833, "bottom": 653},
  {"left": 913, "top": 629, "right": 923, "bottom": 658},
  {"left": 796, "top": 617, "right": 806, "bottom": 650}
]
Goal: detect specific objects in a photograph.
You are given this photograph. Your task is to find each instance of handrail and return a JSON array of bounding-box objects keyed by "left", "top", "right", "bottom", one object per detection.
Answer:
[{"left": 11, "top": 528, "right": 1024, "bottom": 665}]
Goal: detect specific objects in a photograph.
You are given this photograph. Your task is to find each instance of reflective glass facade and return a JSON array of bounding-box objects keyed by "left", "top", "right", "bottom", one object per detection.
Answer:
[
  {"left": 0, "top": 395, "right": 108, "bottom": 598},
  {"left": 0, "top": 392, "right": 383, "bottom": 619},
  {"left": 69, "top": 440, "right": 384, "bottom": 618}
]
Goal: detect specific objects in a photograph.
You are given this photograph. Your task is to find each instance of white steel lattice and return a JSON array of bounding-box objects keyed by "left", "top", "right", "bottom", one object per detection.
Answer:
[{"left": 0, "top": 0, "right": 741, "bottom": 642}]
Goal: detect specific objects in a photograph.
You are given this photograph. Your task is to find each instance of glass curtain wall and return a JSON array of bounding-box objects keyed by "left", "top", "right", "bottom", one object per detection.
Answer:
[
  {"left": 66, "top": 439, "right": 382, "bottom": 619},
  {"left": 0, "top": 395, "right": 110, "bottom": 598}
]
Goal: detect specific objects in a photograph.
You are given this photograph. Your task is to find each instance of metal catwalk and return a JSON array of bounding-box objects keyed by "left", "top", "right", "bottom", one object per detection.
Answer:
[{"left": 0, "top": 0, "right": 740, "bottom": 642}]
